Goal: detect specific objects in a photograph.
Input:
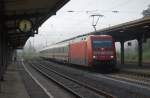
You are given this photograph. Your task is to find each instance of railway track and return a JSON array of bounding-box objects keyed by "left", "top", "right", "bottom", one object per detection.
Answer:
[
  {"left": 28, "top": 60, "right": 116, "bottom": 98},
  {"left": 107, "top": 73, "right": 150, "bottom": 88},
  {"left": 118, "top": 62, "right": 150, "bottom": 78},
  {"left": 114, "top": 64, "right": 150, "bottom": 88},
  {"left": 120, "top": 69, "right": 150, "bottom": 78},
  {"left": 28, "top": 59, "right": 150, "bottom": 98}
]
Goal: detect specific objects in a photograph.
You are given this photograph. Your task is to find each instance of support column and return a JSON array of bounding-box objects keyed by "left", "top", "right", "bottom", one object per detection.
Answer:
[
  {"left": 138, "top": 38, "right": 143, "bottom": 67},
  {"left": 0, "top": 30, "right": 9, "bottom": 81},
  {"left": 8, "top": 47, "right": 13, "bottom": 64},
  {"left": 2, "top": 32, "right": 8, "bottom": 71},
  {"left": 1, "top": 32, "right": 5, "bottom": 81},
  {"left": 120, "top": 41, "right": 125, "bottom": 64},
  {"left": 0, "top": 0, "right": 5, "bottom": 81},
  {"left": 0, "top": 31, "right": 3, "bottom": 81}
]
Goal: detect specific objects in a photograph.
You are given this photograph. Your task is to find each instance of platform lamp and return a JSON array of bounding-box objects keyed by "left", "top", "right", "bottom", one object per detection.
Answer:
[{"left": 90, "top": 14, "right": 104, "bottom": 32}]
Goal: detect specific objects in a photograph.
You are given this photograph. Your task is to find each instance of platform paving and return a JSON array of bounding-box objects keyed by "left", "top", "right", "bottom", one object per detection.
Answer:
[
  {"left": 0, "top": 63, "right": 30, "bottom": 98},
  {"left": 117, "top": 63, "right": 150, "bottom": 76}
]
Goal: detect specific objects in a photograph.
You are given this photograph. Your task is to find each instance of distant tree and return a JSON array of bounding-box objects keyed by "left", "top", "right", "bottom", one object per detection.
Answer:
[{"left": 142, "top": 5, "right": 150, "bottom": 17}]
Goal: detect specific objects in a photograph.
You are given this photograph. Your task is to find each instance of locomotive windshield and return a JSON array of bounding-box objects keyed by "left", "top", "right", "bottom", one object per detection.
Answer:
[{"left": 92, "top": 40, "right": 112, "bottom": 48}]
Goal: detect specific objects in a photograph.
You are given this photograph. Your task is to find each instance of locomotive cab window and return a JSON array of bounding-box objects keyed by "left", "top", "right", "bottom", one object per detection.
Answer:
[{"left": 92, "top": 40, "right": 112, "bottom": 48}]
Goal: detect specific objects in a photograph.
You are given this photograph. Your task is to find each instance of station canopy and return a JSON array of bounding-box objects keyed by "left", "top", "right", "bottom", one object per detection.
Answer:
[
  {"left": 4, "top": 0, "right": 69, "bottom": 48},
  {"left": 91, "top": 17, "right": 150, "bottom": 42}
]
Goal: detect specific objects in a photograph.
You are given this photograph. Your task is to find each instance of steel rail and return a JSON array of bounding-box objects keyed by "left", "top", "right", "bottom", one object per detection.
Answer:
[
  {"left": 28, "top": 61, "right": 83, "bottom": 98},
  {"left": 38, "top": 61, "right": 150, "bottom": 98},
  {"left": 108, "top": 73, "right": 150, "bottom": 88},
  {"left": 29, "top": 60, "right": 116, "bottom": 98}
]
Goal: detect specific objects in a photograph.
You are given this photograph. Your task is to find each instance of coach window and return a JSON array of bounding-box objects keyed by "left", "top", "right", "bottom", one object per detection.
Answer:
[
  {"left": 66, "top": 47, "right": 67, "bottom": 53},
  {"left": 60, "top": 47, "right": 62, "bottom": 53},
  {"left": 59, "top": 48, "right": 61, "bottom": 53},
  {"left": 54, "top": 48, "right": 56, "bottom": 53},
  {"left": 62, "top": 47, "right": 64, "bottom": 53},
  {"left": 66, "top": 47, "right": 67, "bottom": 52},
  {"left": 57, "top": 48, "right": 58, "bottom": 53},
  {"left": 52, "top": 48, "right": 54, "bottom": 53},
  {"left": 59, "top": 48, "right": 60, "bottom": 53},
  {"left": 63, "top": 47, "right": 65, "bottom": 53},
  {"left": 61, "top": 47, "right": 63, "bottom": 53},
  {"left": 64, "top": 47, "right": 66, "bottom": 53},
  {"left": 53, "top": 49, "right": 55, "bottom": 53}
]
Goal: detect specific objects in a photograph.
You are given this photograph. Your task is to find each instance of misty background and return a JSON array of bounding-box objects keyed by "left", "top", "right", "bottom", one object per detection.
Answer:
[{"left": 22, "top": 0, "right": 150, "bottom": 62}]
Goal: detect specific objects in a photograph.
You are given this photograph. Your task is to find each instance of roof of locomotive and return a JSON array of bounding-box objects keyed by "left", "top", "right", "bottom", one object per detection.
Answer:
[
  {"left": 89, "top": 35, "right": 113, "bottom": 39},
  {"left": 89, "top": 34, "right": 112, "bottom": 37},
  {"left": 57, "top": 34, "right": 112, "bottom": 43}
]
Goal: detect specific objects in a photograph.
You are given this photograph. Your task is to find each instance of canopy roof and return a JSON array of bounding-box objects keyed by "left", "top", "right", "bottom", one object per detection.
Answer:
[{"left": 3, "top": 0, "right": 69, "bottom": 48}]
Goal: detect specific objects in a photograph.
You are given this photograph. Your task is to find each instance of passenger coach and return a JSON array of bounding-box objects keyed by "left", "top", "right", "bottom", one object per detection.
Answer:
[{"left": 40, "top": 35, "right": 116, "bottom": 69}]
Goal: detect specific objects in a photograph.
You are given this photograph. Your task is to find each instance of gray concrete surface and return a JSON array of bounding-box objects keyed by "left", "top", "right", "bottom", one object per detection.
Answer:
[{"left": 0, "top": 63, "right": 30, "bottom": 98}]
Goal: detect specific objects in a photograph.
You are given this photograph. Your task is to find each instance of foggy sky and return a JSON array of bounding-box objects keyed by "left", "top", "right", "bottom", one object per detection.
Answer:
[{"left": 25, "top": 0, "right": 150, "bottom": 50}]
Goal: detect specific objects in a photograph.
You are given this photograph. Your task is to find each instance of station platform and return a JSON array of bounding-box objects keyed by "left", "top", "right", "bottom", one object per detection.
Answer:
[
  {"left": 0, "top": 63, "right": 30, "bottom": 98},
  {"left": 0, "top": 61, "right": 50, "bottom": 98},
  {"left": 117, "top": 63, "right": 150, "bottom": 76}
]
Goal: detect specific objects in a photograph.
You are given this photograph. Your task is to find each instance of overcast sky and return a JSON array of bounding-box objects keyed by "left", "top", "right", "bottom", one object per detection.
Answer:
[{"left": 25, "top": 0, "right": 150, "bottom": 50}]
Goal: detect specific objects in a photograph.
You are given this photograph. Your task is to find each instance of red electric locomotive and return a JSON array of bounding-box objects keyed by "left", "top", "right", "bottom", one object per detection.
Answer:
[
  {"left": 40, "top": 34, "right": 116, "bottom": 69},
  {"left": 69, "top": 35, "right": 116, "bottom": 68}
]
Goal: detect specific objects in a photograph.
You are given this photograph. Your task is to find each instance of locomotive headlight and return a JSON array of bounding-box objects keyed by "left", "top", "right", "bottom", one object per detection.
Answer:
[
  {"left": 93, "top": 56, "right": 96, "bottom": 59},
  {"left": 110, "top": 56, "right": 114, "bottom": 59}
]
